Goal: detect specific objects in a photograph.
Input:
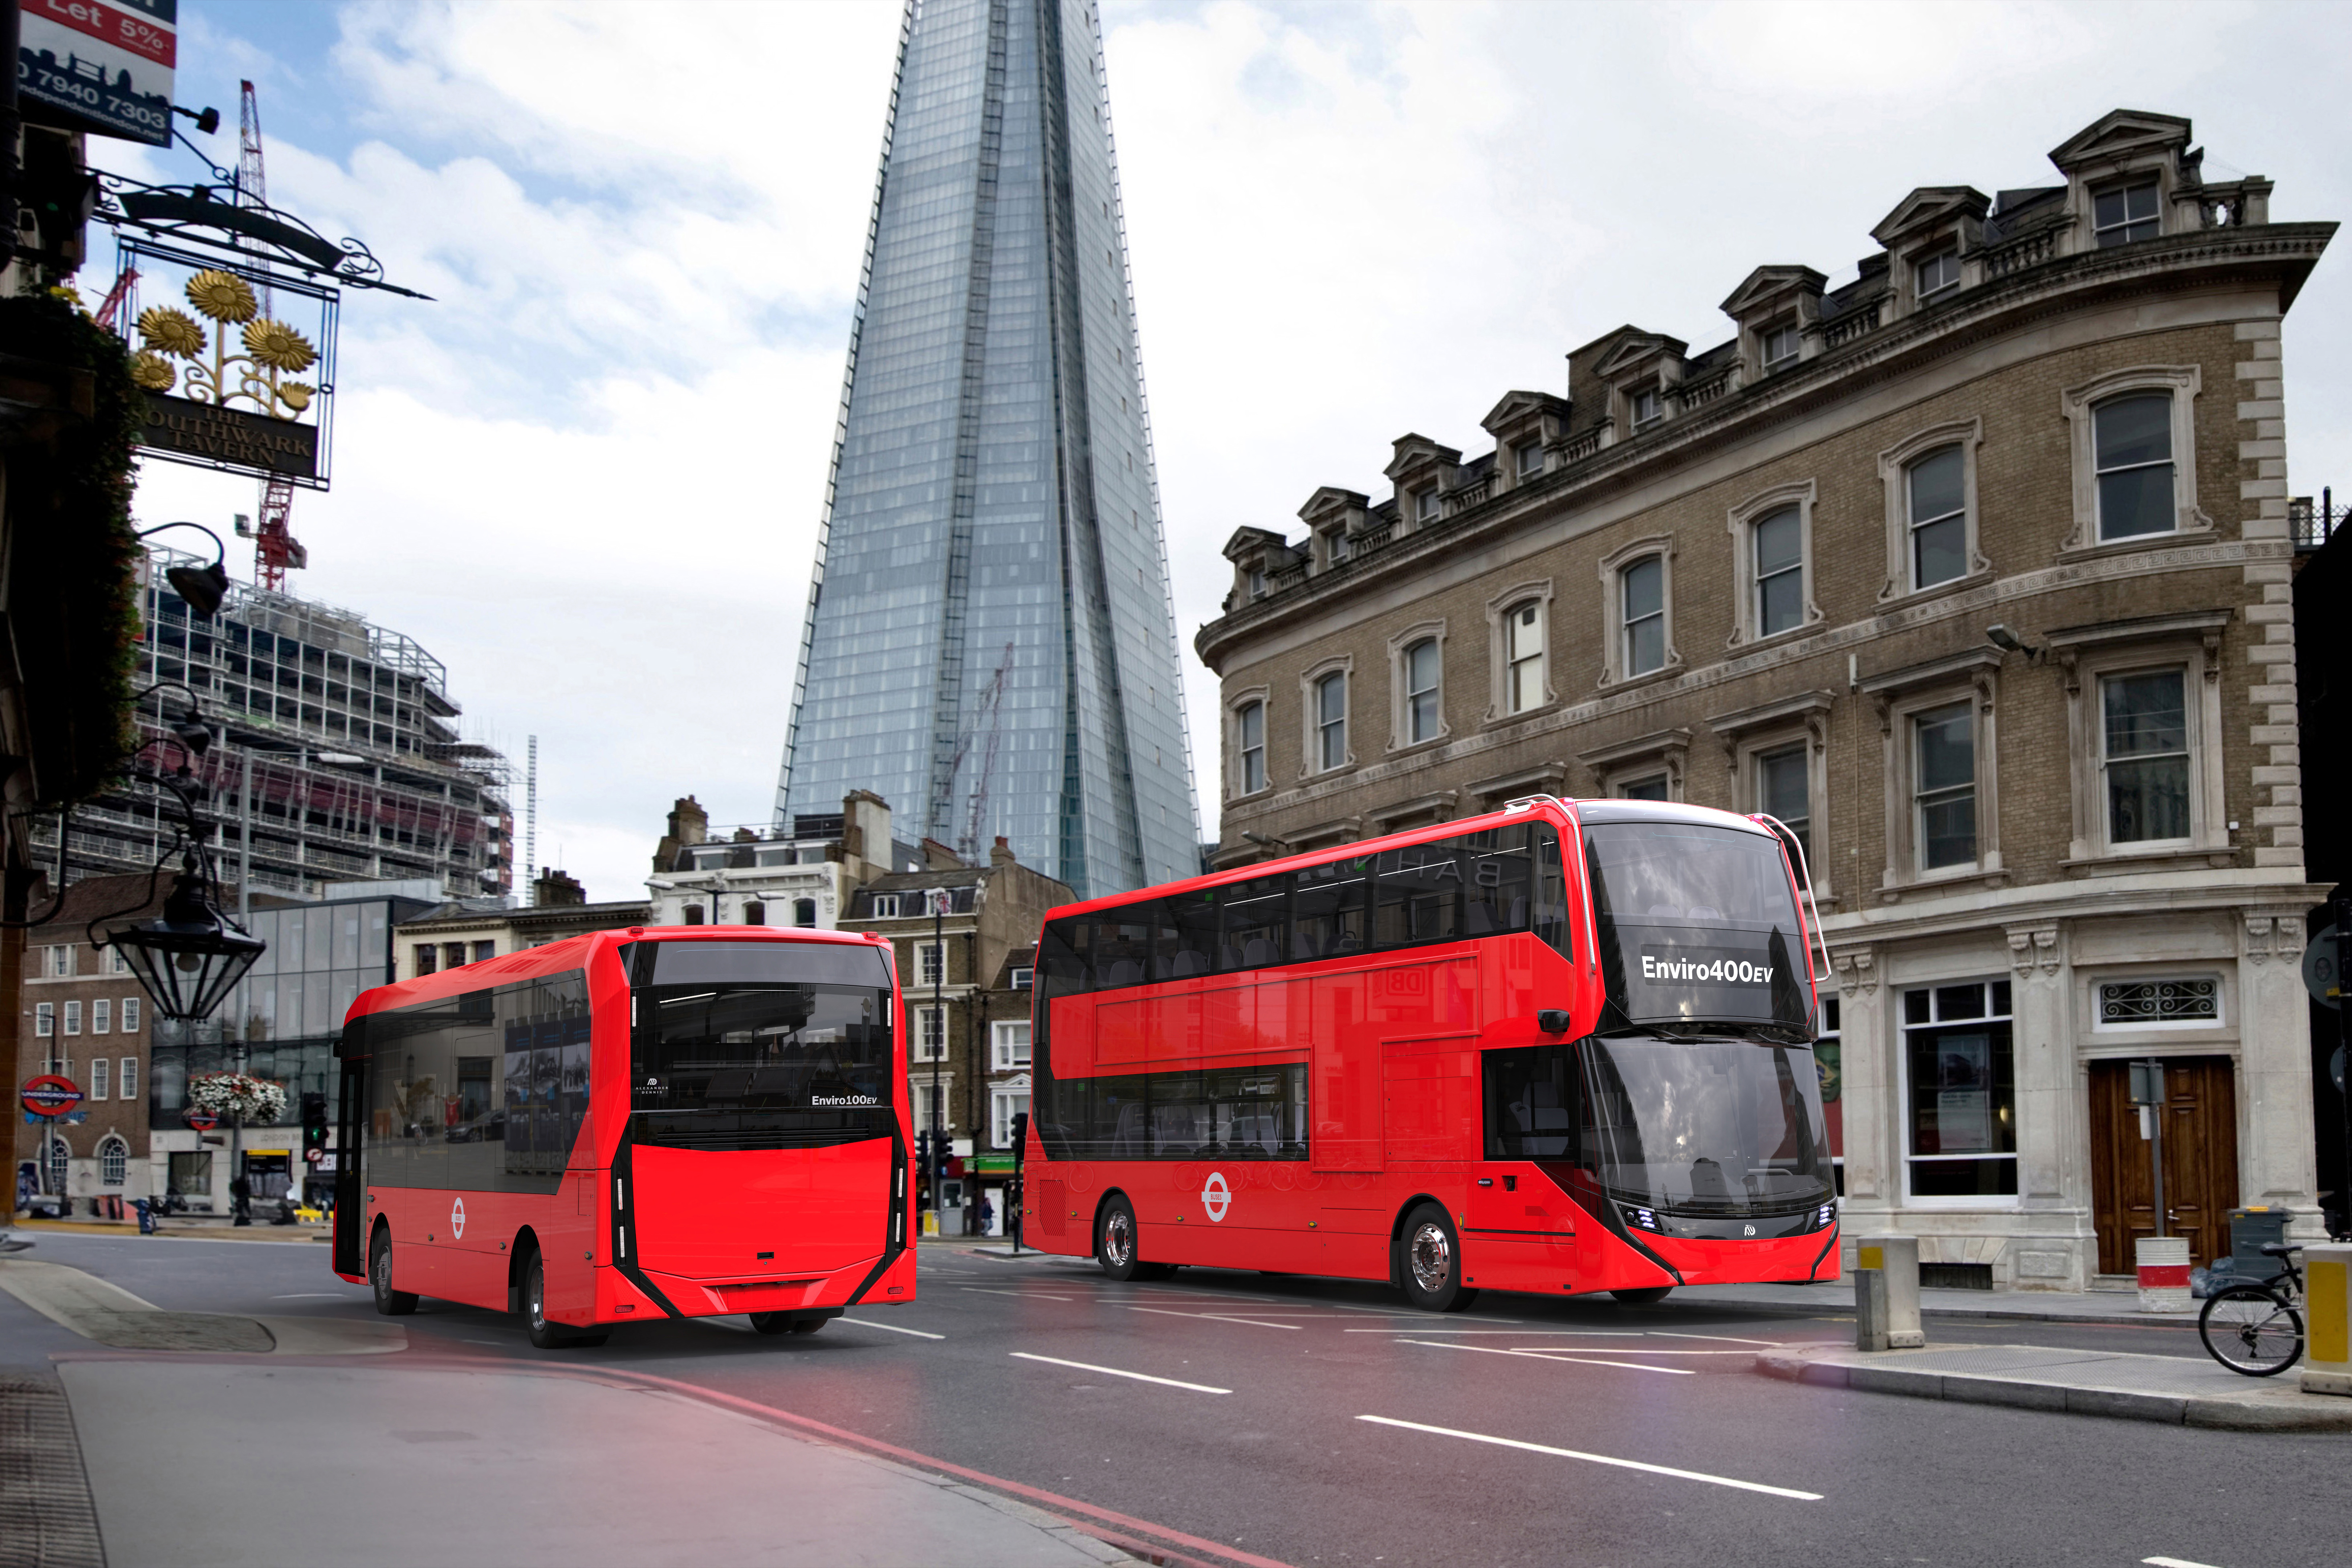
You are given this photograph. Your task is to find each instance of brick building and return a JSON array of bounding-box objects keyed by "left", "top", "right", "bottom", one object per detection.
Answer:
[
  {"left": 1195, "top": 110, "right": 2334, "bottom": 1289},
  {"left": 394, "top": 869, "right": 648, "bottom": 983},
  {"left": 14, "top": 876, "right": 164, "bottom": 1214}
]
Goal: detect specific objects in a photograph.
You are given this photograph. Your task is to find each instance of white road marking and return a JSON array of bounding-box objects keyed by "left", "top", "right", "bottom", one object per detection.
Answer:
[
  {"left": 1511, "top": 1347, "right": 1747, "bottom": 1356},
  {"left": 1357, "top": 1415, "right": 1822, "bottom": 1500},
  {"left": 1009, "top": 1352, "right": 1231, "bottom": 1394},
  {"left": 1127, "top": 1306, "right": 1303, "bottom": 1330},
  {"left": 961, "top": 1287, "right": 1075, "bottom": 1302},
  {"left": 841, "top": 1317, "right": 945, "bottom": 1340},
  {"left": 270, "top": 1292, "right": 346, "bottom": 1299},
  {"left": 1344, "top": 1328, "right": 1641, "bottom": 1335},
  {"left": 463, "top": 1340, "right": 504, "bottom": 1345},
  {"left": 1647, "top": 1330, "right": 1783, "bottom": 1346},
  {"left": 2143, "top": 1559, "right": 2225, "bottom": 1568},
  {"left": 1398, "top": 1339, "right": 1694, "bottom": 1376}
]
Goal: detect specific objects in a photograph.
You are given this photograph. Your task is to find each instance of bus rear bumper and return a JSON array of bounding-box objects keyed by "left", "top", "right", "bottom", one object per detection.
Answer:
[{"left": 598, "top": 1247, "right": 915, "bottom": 1322}]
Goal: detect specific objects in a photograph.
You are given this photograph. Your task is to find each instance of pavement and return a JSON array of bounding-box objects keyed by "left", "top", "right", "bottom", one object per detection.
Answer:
[{"left": 9, "top": 1230, "right": 2352, "bottom": 1567}]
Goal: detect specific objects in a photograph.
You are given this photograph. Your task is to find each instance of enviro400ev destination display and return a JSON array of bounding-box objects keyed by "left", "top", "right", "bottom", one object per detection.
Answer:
[{"left": 1019, "top": 796, "right": 1835, "bottom": 1310}]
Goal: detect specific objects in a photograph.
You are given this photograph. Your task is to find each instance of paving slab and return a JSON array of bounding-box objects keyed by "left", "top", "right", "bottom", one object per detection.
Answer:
[
  {"left": 1754, "top": 1340, "right": 2352, "bottom": 1431},
  {"left": 60, "top": 1360, "right": 1136, "bottom": 1567}
]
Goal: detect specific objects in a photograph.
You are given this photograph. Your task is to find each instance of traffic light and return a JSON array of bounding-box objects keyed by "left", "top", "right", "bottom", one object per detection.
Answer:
[
  {"left": 300, "top": 1092, "right": 328, "bottom": 1159},
  {"left": 914, "top": 1129, "right": 932, "bottom": 1166},
  {"left": 1008, "top": 1112, "right": 1029, "bottom": 1163}
]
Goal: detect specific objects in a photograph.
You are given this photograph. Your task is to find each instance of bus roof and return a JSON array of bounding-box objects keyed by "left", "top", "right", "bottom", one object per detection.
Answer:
[
  {"left": 1046, "top": 795, "right": 1777, "bottom": 924},
  {"left": 344, "top": 923, "right": 892, "bottom": 1023}
]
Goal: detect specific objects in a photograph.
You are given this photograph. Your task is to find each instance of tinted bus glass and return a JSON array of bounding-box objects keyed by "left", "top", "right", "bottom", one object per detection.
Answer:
[
  {"left": 1583, "top": 822, "right": 1810, "bottom": 1031},
  {"left": 1581, "top": 1038, "right": 1831, "bottom": 1216},
  {"left": 1055, "top": 1064, "right": 1307, "bottom": 1161},
  {"left": 631, "top": 939, "right": 895, "bottom": 1152}
]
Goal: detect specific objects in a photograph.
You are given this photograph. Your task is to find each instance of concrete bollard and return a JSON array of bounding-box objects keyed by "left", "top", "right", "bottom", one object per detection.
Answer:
[
  {"left": 2301, "top": 1242, "right": 2352, "bottom": 1398},
  {"left": 1856, "top": 1233, "right": 1925, "bottom": 1348},
  {"left": 2135, "top": 1234, "right": 2192, "bottom": 1314},
  {"left": 1854, "top": 1268, "right": 1889, "bottom": 1352}
]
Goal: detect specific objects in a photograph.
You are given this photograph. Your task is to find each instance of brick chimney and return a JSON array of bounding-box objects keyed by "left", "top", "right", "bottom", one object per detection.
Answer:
[
  {"left": 652, "top": 794, "right": 709, "bottom": 874},
  {"left": 534, "top": 867, "right": 586, "bottom": 907},
  {"left": 991, "top": 836, "right": 1017, "bottom": 867}
]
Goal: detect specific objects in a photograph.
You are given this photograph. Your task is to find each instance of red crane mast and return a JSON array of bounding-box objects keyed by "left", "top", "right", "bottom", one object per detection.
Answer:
[{"left": 236, "top": 80, "right": 305, "bottom": 591}]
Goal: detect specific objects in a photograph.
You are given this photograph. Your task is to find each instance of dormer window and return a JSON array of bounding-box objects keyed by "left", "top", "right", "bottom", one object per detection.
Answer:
[
  {"left": 1762, "top": 323, "right": 1800, "bottom": 372},
  {"left": 1915, "top": 250, "right": 1961, "bottom": 300},
  {"left": 1248, "top": 567, "right": 1266, "bottom": 600},
  {"left": 1415, "top": 488, "right": 1440, "bottom": 523},
  {"left": 1514, "top": 440, "right": 1543, "bottom": 478},
  {"left": 1629, "top": 388, "right": 1662, "bottom": 432},
  {"left": 1326, "top": 528, "right": 1351, "bottom": 564},
  {"left": 2094, "top": 180, "right": 2161, "bottom": 247}
]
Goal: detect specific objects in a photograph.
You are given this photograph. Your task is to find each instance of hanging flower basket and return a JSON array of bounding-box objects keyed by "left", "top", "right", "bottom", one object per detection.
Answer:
[{"left": 188, "top": 1072, "right": 288, "bottom": 1124}]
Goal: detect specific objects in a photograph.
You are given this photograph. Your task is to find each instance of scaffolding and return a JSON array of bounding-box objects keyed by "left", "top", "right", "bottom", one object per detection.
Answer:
[{"left": 35, "top": 550, "right": 515, "bottom": 900}]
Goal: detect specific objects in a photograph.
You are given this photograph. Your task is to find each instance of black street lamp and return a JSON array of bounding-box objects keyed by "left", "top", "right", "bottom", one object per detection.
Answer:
[
  {"left": 103, "top": 851, "right": 265, "bottom": 1020},
  {"left": 135, "top": 521, "right": 233, "bottom": 616}
]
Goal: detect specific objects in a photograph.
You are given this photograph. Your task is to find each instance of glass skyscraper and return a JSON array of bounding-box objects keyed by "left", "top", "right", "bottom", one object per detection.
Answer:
[{"left": 776, "top": 0, "right": 1200, "bottom": 899}]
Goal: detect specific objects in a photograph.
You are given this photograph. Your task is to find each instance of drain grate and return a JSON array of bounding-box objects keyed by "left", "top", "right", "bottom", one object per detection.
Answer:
[
  {"left": 0, "top": 1372, "right": 106, "bottom": 1567},
  {"left": 1920, "top": 1262, "right": 1994, "bottom": 1291}
]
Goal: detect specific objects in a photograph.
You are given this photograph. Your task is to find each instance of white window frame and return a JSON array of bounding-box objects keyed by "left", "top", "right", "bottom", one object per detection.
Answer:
[
  {"left": 1227, "top": 687, "right": 1270, "bottom": 799},
  {"left": 63, "top": 999, "right": 81, "bottom": 1036},
  {"left": 36, "top": 1002, "right": 53, "bottom": 1037},
  {"left": 99, "top": 1136, "right": 129, "bottom": 1188},
  {"left": 911, "top": 1079, "right": 950, "bottom": 1132},
  {"left": 870, "top": 893, "right": 902, "bottom": 919},
  {"left": 1299, "top": 657, "right": 1355, "bottom": 777},
  {"left": 91, "top": 997, "right": 111, "bottom": 1035},
  {"left": 1414, "top": 488, "right": 1441, "bottom": 525},
  {"left": 121, "top": 998, "right": 140, "bottom": 1034},
  {"left": 107, "top": 948, "right": 128, "bottom": 975},
  {"left": 1596, "top": 537, "right": 1679, "bottom": 688},
  {"left": 2051, "top": 619, "right": 2229, "bottom": 865},
  {"left": 1010, "top": 966, "right": 1034, "bottom": 991},
  {"left": 991, "top": 1019, "right": 1032, "bottom": 1070},
  {"left": 990, "top": 1079, "right": 1032, "bottom": 1149},
  {"left": 1877, "top": 418, "right": 1987, "bottom": 604},
  {"left": 1866, "top": 652, "right": 2004, "bottom": 894},
  {"left": 1628, "top": 386, "right": 1663, "bottom": 432},
  {"left": 917, "top": 941, "right": 945, "bottom": 988},
  {"left": 1514, "top": 439, "right": 1544, "bottom": 478},
  {"left": 2090, "top": 973, "right": 2225, "bottom": 1033},
  {"left": 2091, "top": 178, "right": 2162, "bottom": 247},
  {"left": 914, "top": 1006, "right": 948, "bottom": 1062},
  {"left": 1482, "top": 580, "right": 1554, "bottom": 722},
  {"left": 120, "top": 1056, "right": 138, "bottom": 1099},
  {"left": 1898, "top": 977, "right": 2020, "bottom": 1210},
  {"left": 1914, "top": 248, "right": 1961, "bottom": 301},
  {"left": 1761, "top": 321, "right": 1801, "bottom": 372},
  {"left": 89, "top": 1057, "right": 110, "bottom": 1100},
  {"left": 46, "top": 945, "right": 71, "bottom": 977},
  {"left": 1911, "top": 699, "right": 1980, "bottom": 876},
  {"left": 1387, "top": 622, "right": 1448, "bottom": 753},
  {"left": 1725, "top": 480, "right": 1820, "bottom": 648},
  {"left": 2058, "top": 366, "right": 2208, "bottom": 553}
]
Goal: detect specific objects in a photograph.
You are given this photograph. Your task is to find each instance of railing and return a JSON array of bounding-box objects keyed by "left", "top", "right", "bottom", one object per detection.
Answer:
[
  {"left": 1450, "top": 475, "right": 1492, "bottom": 509},
  {"left": 1821, "top": 300, "right": 1881, "bottom": 349},
  {"left": 2291, "top": 490, "right": 2345, "bottom": 550},
  {"left": 1557, "top": 423, "right": 1608, "bottom": 465},
  {"left": 1675, "top": 364, "right": 1737, "bottom": 409},
  {"left": 1981, "top": 227, "right": 2057, "bottom": 279}
]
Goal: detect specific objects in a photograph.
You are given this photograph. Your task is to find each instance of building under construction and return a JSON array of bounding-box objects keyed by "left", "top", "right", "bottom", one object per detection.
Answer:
[{"left": 37, "top": 549, "right": 513, "bottom": 901}]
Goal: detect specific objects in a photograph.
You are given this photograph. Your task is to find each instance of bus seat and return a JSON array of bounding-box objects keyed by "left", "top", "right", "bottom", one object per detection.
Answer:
[
  {"left": 1171, "top": 950, "right": 1209, "bottom": 977},
  {"left": 1293, "top": 932, "right": 1323, "bottom": 958},
  {"left": 1687, "top": 904, "right": 1724, "bottom": 920},
  {"left": 1648, "top": 903, "right": 1681, "bottom": 917},
  {"left": 1104, "top": 959, "right": 1143, "bottom": 986},
  {"left": 1219, "top": 945, "right": 1244, "bottom": 970},
  {"left": 1465, "top": 903, "right": 1496, "bottom": 935},
  {"left": 1242, "top": 937, "right": 1280, "bottom": 966},
  {"left": 1508, "top": 897, "right": 1526, "bottom": 926}
]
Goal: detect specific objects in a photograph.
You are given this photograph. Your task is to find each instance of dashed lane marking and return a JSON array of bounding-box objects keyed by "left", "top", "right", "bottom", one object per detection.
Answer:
[
  {"left": 1009, "top": 1352, "right": 1232, "bottom": 1394},
  {"left": 1127, "top": 1306, "right": 1303, "bottom": 1330},
  {"left": 840, "top": 1317, "right": 945, "bottom": 1340},
  {"left": 961, "top": 1287, "right": 1076, "bottom": 1302},
  {"left": 1356, "top": 1415, "right": 1822, "bottom": 1500},
  {"left": 2143, "top": 1559, "right": 2225, "bottom": 1568},
  {"left": 1343, "top": 1328, "right": 1641, "bottom": 1335},
  {"left": 1397, "top": 1339, "right": 1694, "bottom": 1376},
  {"left": 1646, "top": 1330, "right": 1785, "bottom": 1346}
]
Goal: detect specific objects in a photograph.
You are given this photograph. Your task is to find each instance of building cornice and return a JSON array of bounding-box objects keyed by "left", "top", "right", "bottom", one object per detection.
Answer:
[{"left": 1195, "top": 223, "right": 2333, "bottom": 672}]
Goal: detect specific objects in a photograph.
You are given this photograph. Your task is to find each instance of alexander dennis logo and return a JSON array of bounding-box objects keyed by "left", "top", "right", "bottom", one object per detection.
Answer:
[
  {"left": 811, "top": 1093, "right": 880, "bottom": 1107},
  {"left": 1641, "top": 953, "right": 1775, "bottom": 986}
]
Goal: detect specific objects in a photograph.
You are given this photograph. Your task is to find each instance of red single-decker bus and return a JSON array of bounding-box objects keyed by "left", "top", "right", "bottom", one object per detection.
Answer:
[
  {"left": 1020, "top": 796, "right": 1835, "bottom": 1309},
  {"left": 332, "top": 925, "right": 915, "bottom": 1344}
]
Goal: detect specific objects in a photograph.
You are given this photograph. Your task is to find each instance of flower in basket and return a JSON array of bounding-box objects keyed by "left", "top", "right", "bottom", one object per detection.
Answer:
[{"left": 188, "top": 1072, "right": 289, "bottom": 1123}]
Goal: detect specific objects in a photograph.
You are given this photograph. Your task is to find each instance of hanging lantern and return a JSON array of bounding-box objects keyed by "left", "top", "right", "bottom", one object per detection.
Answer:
[{"left": 106, "top": 861, "right": 265, "bottom": 1022}]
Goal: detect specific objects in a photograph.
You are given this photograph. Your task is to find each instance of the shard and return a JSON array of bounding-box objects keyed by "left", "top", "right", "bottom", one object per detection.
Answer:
[{"left": 776, "top": 0, "right": 1200, "bottom": 899}]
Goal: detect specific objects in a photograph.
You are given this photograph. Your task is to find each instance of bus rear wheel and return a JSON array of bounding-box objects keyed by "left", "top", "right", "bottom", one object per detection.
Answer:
[
  {"left": 1398, "top": 1203, "right": 1477, "bottom": 1314},
  {"left": 1098, "top": 1195, "right": 1162, "bottom": 1282},
  {"left": 370, "top": 1227, "right": 417, "bottom": 1316},
  {"left": 1611, "top": 1286, "right": 1674, "bottom": 1306},
  {"left": 750, "top": 1312, "right": 834, "bottom": 1336},
  {"left": 524, "top": 1251, "right": 607, "bottom": 1349}
]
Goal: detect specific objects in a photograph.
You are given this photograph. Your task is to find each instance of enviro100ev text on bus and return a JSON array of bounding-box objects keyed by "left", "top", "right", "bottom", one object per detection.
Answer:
[
  {"left": 1021, "top": 796, "right": 1835, "bottom": 1310},
  {"left": 331, "top": 926, "right": 914, "bottom": 1345}
]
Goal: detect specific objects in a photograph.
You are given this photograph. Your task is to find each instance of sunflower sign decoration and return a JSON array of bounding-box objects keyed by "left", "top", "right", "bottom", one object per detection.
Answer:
[{"left": 133, "top": 269, "right": 320, "bottom": 421}]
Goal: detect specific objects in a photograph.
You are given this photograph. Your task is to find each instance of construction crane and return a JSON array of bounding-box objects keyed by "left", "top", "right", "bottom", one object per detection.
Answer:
[
  {"left": 233, "top": 79, "right": 305, "bottom": 592},
  {"left": 953, "top": 642, "right": 1016, "bottom": 863}
]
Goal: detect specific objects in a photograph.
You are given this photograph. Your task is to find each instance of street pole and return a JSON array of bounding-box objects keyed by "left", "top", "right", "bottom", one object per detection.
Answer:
[
  {"left": 931, "top": 889, "right": 945, "bottom": 1239},
  {"left": 2337, "top": 893, "right": 2351, "bottom": 1240},
  {"left": 2149, "top": 1060, "right": 2165, "bottom": 1240}
]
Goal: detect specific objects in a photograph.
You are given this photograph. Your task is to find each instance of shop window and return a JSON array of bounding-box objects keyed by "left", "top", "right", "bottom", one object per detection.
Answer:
[
  {"left": 1901, "top": 980, "right": 2016, "bottom": 1200},
  {"left": 169, "top": 1150, "right": 213, "bottom": 1198}
]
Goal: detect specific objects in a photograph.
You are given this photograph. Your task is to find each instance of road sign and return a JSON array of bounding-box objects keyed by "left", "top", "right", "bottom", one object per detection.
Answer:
[
  {"left": 21, "top": 1076, "right": 83, "bottom": 1117},
  {"left": 184, "top": 1109, "right": 220, "bottom": 1132},
  {"left": 2304, "top": 925, "right": 2341, "bottom": 1010}
]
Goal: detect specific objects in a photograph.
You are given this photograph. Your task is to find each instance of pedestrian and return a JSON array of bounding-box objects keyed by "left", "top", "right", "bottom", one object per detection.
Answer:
[
  {"left": 230, "top": 1173, "right": 252, "bottom": 1227},
  {"left": 978, "top": 1192, "right": 996, "bottom": 1236}
]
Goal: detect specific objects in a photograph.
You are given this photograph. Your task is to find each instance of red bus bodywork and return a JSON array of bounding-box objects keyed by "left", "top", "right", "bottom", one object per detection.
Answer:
[
  {"left": 330, "top": 926, "right": 915, "bottom": 1331},
  {"left": 1021, "top": 798, "right": 1837, "bottom": 1302}
]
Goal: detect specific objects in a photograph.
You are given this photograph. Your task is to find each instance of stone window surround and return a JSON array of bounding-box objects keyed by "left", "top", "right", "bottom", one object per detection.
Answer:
[
  {"left": 1863, "top": 647, "right": 2004, "bottom": 898},
  {"left": 1754, "top": 313, "right": 1804, "bottom": 375},
  {"left": 1596, "top": 535, "right": 1681, "bottom": 690},
  {"left": 2068, "top": 161, "right": 2178, "bottom": 255},
  {"left": 1576, "top": 727, "right": 1692, "bottom": 802},
  {"left": 2058, "top": 364, "right": 2213, "bottom": 553},
  {"left": 1385, "top": 619, "right": 1450, "bottom": 755},
  {"left": 1466, "top": 762, "right": 1567, "bottom": 814},
  {"left": 1225, "top": 683, "right": 1271, "bottom": 803},
  {"left": 1483, "top": 578, "right": 1556, "bottom": 722},
  {"left": 1724, "top": 479, "right": 1825, "bottom": 648},
  {"left": 1368, "top": 789, "right": 1461, "bottom": 835},
  {"left": 1877, "top": 416, "right": 1991, "bottom": 605},
  {"left": 2082, "top": 967, "right": 2230, "bottom": 1036},
  {"left": 2048, "top": 612, "right": 2231, "bottom": 868},
  {"left": 1707, "top": 689, "right": 1836, "bottom": 900},
  {"left": 1298, "top": 655, "right": 1356, "bottom": 779}
]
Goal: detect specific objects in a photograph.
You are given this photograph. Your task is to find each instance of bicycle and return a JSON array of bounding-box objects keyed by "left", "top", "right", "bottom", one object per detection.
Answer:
[{"left": 2197, "top": 1243, "right": 2306, "bottom": 1377}]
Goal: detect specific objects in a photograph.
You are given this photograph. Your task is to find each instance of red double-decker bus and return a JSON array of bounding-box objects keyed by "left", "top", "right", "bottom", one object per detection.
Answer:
[
  {"left": 331, "top": 925, "right": 914, "bottom": 1345},
  {"left": 1021, "top": 796, "right": 1835, "bottom": 1310}
]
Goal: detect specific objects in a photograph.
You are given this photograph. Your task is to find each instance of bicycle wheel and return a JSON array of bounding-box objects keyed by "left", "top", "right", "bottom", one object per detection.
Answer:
[{"left": 2198, "top": 1284, "right": 2303, "bottom": 1377}]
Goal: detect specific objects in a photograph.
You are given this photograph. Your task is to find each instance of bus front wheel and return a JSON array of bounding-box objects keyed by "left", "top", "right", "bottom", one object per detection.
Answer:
[
  {"left": 1611, "top": 1286, "right": 1674, "bottom": 1306},
  {"left": 1398, "top": 1204, "right": 1478, "bottom": 1314},
  {"left": 370, "top": 1227, "right": 417, "bottom": 1317},
  {"left": 524, "top": 1250, "right": 607, "bottom": 1349}
]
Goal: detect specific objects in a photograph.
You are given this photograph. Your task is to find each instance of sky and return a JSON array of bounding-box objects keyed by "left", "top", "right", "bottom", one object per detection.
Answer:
[{"left": 103, "top": 0, "right": 2352, "bottom": 904}]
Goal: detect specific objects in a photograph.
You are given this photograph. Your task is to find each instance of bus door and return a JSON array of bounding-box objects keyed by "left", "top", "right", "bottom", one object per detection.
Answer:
[
  {"left": 331, "top": 1019, "right": 367, "bottom": 1277},
  {"left": 1469, "top": 1040, "right": 1582, "bottom": 1251}
]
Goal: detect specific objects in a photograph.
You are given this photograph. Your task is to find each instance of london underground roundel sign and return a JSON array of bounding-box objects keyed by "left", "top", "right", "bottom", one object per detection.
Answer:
[
  {"left": 184, "top": 1109, "right": 220, "bottom": 1132},
  {"left": 22, "top": 1076, "right": 83, "bottom": 1117}
]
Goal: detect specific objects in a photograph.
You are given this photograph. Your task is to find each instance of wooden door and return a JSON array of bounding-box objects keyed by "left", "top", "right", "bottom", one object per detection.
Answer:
[{"left": 2088, "top": 1056, "right": 2239, "bottom": 1275}]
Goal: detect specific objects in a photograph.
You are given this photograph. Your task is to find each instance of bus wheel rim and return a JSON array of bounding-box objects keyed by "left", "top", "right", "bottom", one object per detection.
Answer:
[
  {"left": 1409, "top": 1222, "right": 1451, "bottom": 1293},
  {"left": 1106, "top": 1212, "right": 1132, "bottom": 1267}
]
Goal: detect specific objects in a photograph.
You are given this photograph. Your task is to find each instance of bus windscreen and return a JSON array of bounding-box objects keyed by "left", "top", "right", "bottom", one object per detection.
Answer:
[
  {"left": 632, "top": 941, "right": 895, "bottom": 1151},
  {"left": 1581, "top": 1038, "right": 1832, "bottom": 1217},
  {"left": 1582, "top": 822, "right": 1810, "bottom": 1032}
]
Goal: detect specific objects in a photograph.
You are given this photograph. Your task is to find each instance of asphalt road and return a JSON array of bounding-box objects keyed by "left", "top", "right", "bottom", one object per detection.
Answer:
[{"left": 7, "top": 1232, "right": 2344, "bottom": 1568}]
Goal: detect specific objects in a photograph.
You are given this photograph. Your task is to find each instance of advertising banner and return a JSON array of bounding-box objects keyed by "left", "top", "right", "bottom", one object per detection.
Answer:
[{"left": 17, "top": 0, "right": 177, "bottom": 147}]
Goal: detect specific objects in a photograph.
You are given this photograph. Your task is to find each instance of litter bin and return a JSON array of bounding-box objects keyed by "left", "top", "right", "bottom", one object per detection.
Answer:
[
  {"left": 133, "top": 1197, "right": 157, "bottom": 1235},
  {"left": 2222, "top": 1206, "right": 2293, "bottom": 1287}
]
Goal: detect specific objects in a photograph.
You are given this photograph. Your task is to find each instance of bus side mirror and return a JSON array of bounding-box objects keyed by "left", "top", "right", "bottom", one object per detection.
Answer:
[{"left": 1538, "top": 1009, "right": 1570, "bottom": 1035}]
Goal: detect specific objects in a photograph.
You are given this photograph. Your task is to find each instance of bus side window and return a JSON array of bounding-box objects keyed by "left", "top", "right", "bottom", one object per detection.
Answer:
[
  {"left": 1291, "top": 860, "right": 1365, "bottom": 960},
  {"left": 1485, "top": 1041, "right": 1578, "bottom": 1160},
  {"left": 1216, "top": 875, "right": 1290, "bottom": 971},
  {"left": 1164, "top": 889, "right": 1218, "bottom": 977}
]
